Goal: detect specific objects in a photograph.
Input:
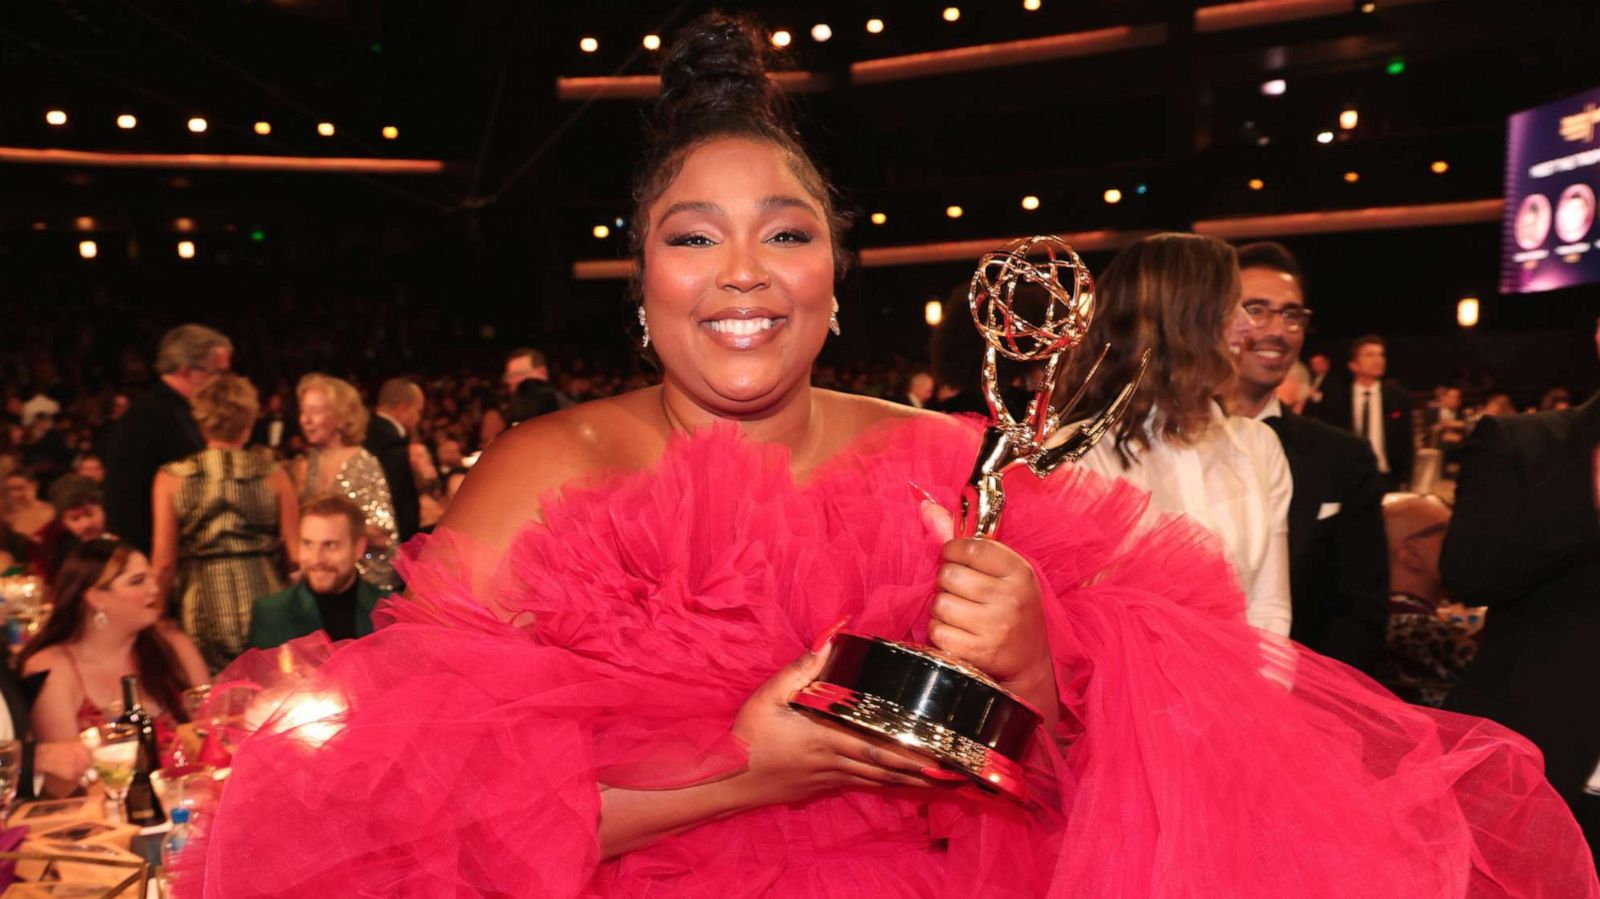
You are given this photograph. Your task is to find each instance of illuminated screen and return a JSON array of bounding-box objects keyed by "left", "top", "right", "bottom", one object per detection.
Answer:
[{"left": 1502, "top": 85, "right": 1600, "bottom": 293}]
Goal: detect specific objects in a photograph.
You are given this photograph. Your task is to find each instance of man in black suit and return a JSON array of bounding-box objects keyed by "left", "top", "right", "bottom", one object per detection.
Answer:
[
  {"left": 1225, "top": 243, "right": 1389, "bottom": 672},
  {"left": 251, "top": 391, "right": 292, "bottom": 452},
  {"left": 0, "top": 668, "right": 92, "bottom": 800},
  {"left": 1306, "top": 335, "right": 1414, "bottom": 492},
  {"left": 364, "top": 377, "right": 425, "bottom": 542},
  {"left": 101, "top": 324, "right": 232, "bottom": 553},
  {"left": 1443, "top": 327, "right": 1600, "bottom": 855}
]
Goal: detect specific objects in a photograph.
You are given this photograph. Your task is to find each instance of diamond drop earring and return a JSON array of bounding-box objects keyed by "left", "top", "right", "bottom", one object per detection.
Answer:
[
  {"left": 829, "top": 297, "right": 841, "bottom": 336},
  {"left": 638, "top": 305, "right": 650, "bottom": 348}
]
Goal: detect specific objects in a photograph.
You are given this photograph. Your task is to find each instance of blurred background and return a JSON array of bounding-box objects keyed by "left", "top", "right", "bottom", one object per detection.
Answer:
[{"left": 2, "top": 0, "right": 1597, "bottom": 399}]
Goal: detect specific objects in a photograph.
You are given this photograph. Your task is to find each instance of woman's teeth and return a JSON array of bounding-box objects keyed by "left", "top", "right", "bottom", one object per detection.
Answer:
[{"left": 707, "top": 318, "right": 777, "bottom": 335}]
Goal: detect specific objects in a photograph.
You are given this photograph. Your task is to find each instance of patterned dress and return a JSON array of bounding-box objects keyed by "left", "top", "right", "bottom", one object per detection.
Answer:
[
  {"left": 302, "top": 448, "right": 400, "bottom": 594},
  {"left": 164, "top": 448, "right": 285, "bottom": 672}
]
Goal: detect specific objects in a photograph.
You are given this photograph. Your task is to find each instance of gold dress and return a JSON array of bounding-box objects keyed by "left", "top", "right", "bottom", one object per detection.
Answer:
[
  {"left": 165, "top": 448, "right": 285, "bottom": 671},
  {"left": 302, "top": 448, "right": 401, "bottom": 593}
]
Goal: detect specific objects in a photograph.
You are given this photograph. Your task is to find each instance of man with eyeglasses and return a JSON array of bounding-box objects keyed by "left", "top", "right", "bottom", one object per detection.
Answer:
[
  {"left": 1443, "top": 317, "right": 1600, "bottom": 861},
  {"left": 1225, "top": 242, "right": 1389, "bottom": 674},
  {"left": 102, "top": 323, "right": 232, "bottom": 553}
]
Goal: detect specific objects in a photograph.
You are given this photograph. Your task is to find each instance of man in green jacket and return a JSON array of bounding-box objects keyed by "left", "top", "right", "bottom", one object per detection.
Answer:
[{"left": 249, "top": 494, "right": 384, "bottom": 649}]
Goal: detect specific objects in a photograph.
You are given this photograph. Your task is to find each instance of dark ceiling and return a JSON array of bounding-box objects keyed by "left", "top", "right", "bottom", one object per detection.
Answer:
[{"left": 2, "top": 0, "right": 1599, "bottom": 393}]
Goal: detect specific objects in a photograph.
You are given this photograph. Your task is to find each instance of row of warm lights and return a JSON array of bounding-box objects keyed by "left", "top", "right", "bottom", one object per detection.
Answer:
[
  {"left": 585, "top": 3, "right": 1048, "bottom": 53},
  {"left": 45, "top": 109, "right": 397, "bottom": 139},
  {"left": 77, "top": 239, "right": 198, "bottom": 260},
  {"left": 1245, "top": 161, "right": 1448, "bottom": 190},
  {"left": 588, "top": 157, "right": 1451, "bottom": 236},
  {"left": 91, "top": 230, "right": 1462, "bottom": 326},
  {"left": 65, "top": 216, "right": 207, "bottom": 232},
  {"left": 591, "top": 191, "right": 1124, "bottom": 237}
]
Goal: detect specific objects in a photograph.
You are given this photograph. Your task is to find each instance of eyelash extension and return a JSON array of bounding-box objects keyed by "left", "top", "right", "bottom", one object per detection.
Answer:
[
  {"left": 665, "top": 233, "right": 714, "bottom": 247},
  {"left": 664, "top": 229, "right": 813, "bottom": 247}
]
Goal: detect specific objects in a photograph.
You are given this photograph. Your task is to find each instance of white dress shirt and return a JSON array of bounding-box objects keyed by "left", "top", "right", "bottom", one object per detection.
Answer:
[
  {"left": 1075, "top": 406, "right": 1294, "bottom": 637},
  {"left": 1351, "top": 382, "right": 1389, "bottom": 473},
  {"left": 1254, "top": 397, "right": 1284, "bottom": 422}
]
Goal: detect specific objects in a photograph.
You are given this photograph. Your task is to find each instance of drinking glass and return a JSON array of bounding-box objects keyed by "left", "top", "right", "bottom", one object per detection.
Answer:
[
  {"left": 0, "top": 739, "right": 22, "bottom": 814},
  {"left": 91, "top": 723, "right": 139, "bottom": 823}
]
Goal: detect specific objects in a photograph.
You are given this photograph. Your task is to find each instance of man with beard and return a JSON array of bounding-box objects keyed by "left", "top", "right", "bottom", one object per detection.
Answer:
[
  {"left": 1225, "top": 242, "right": 1390, "bottom": 673},
  {"left": 248, "top": 495, "right": 382, "bottom": 649}
]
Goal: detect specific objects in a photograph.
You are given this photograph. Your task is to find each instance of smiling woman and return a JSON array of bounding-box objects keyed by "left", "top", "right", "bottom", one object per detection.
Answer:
[{"left": 178, "top": 12, "right": 1599, "bottom": 899}]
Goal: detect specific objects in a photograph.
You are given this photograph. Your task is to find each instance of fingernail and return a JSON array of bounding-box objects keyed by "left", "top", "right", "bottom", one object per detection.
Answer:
[
  {"left": 919, "top": 764, "right": 967, "bottom": 783},
  {"left": 906, "top": 480, "right": 939, "bottom": 506},
  {"left": 811, "top": 616, "right": 850, "bottom": 654}
]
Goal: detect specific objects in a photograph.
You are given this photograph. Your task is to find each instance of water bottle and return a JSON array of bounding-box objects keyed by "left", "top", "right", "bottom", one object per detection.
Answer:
[{"left": 160, "top": 807, "right": 192, "bottom": 892}]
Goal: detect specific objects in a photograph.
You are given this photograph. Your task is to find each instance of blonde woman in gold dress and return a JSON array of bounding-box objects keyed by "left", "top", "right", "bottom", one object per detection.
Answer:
[
  {"left": 293, "top": 374, "right": 401, "bottom": 593},
  {"left": 152, "top": 374, "right": 299, "bottom": 672}
]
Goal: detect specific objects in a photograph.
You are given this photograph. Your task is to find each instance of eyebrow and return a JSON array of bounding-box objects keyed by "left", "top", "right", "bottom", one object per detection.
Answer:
[
  {"left": 1243, "top": 296, "right": 1307, "bottom": 309},
  {"left": 655, "top": 194, "right": 820, "bottom": 229}
]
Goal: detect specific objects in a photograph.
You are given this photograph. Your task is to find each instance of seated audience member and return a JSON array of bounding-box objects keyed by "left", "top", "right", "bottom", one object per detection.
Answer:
[
  {"left": 1540, "top": 387, "right": 1572, "bottom": 412},
  {"left": 903, "top": 372, "right": 934, "bottom": 409},
  {"left": 433, "top": 436, "right": 466, "bottom": 481},
  {"left": 19, "top": 538, "right": 208, "bottom": 793},
  {"left": 505, "top": 377, "right": 563, "bottom": 428},
  {"left": 1375, "top": 494, "right": 1478, "bottom": 707},
  {"left": 1479, "top": 393, "right": 1515, "bottom": 418},
  {"left": 73, "top": 454, "right": 105, "bottom": 484},
  {"left": 1422, "top": 387, "right": 1469, "bottom": 452},
  {"left": 251, "top": 392, "right": 291, "bottom": 451},
  {"left": 4, "top": 468, "right": 55, "bottom": 540},
  {"left": 249, "top": 496, "right": 383, "bottom": 649},
  {"left": 1275, "top": 361, "right": 1313, "bottom": 414},
  {"left": 0, "top": 663, "right": 92, "bottom": 800},
  {"left": 37, "top": 475, "right": 106, "bottom": 582},
  {"left": 296, "top": 374, "right": 400, "bottom": 593},
  {"left": 1222, "top": 240, "right": 1387, "bottom": 671},
  {"left": 0, "top": 519, "right": 32, "bottom": 576},
  {"left": 153, "top": 374, "right": 297, "bottom": 672},
  {"left": 19, "top": 414, "right": 71, "bottom": 483}
]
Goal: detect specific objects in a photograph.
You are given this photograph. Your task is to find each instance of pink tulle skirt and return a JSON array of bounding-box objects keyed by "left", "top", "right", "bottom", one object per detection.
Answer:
[{"left": 178, "top": 418, "right": 1597, "bottom": 898}]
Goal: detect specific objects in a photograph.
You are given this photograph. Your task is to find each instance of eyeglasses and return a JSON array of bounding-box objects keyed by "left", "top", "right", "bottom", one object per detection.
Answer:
[{"left": 1240, "top": 301, "right": 1313, "bottom": 333}]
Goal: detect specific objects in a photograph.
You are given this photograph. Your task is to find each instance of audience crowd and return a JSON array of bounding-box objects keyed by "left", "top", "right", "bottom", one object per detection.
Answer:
[{"left": 0, "top": 240, "right": 1594, "bottom": 856}]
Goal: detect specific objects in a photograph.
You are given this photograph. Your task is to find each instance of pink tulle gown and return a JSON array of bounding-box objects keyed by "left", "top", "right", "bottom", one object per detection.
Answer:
[{"left": 179, "top": 417, "right": 1597, "bottom": 898}]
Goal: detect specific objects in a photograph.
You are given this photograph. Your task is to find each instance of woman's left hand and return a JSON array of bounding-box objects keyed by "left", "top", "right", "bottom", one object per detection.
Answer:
[{"left": 921, "top": 502, "right": 1050, "bottom": 686}]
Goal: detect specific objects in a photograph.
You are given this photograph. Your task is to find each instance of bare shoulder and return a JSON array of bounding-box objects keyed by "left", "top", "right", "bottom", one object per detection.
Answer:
[
  {"left": 439, "top": 390, "right": 667, "bottom": 552},
  {"left": 21, "top": 645, "right": 67, "bottom": 676}
]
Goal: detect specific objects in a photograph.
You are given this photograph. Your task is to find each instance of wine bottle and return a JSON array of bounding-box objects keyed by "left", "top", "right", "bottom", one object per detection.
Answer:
[
  {"left": 118, "top": 675, "right": 167, "bottom": 826},
  {"left": 119, "top": 677, "right": 161, "bottom": 761},
  {"left": 124, "top": 737, "right": 167, "bottom": 827}
]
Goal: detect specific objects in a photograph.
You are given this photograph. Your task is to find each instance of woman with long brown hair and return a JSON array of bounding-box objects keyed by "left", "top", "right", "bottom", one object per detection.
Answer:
[
  {"left": 1071, "top": 232, "right": 1293, "bottom": 638},
  {"left": 20, "top": 537, "right": 208, "bottom": 789}
]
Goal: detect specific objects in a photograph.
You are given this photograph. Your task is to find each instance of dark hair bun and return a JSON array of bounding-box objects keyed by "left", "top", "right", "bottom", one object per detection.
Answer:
[{"left": 653, "top": 13, "right": 793, "bottom": 146}]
